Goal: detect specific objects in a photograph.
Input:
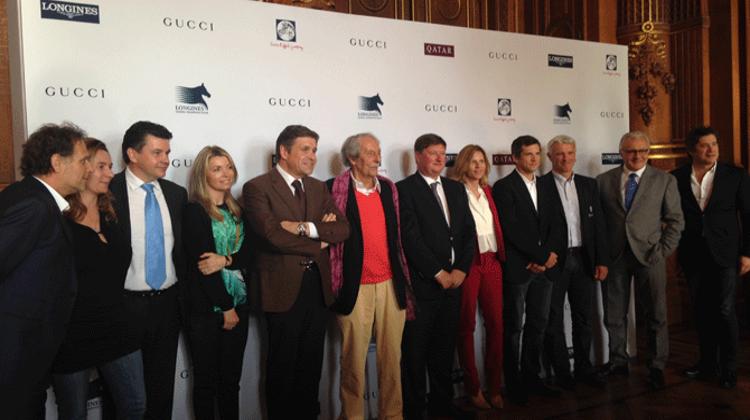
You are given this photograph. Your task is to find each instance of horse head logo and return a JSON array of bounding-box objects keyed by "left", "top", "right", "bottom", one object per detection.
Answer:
[
  {"left": 176, "top": 83, "right": 212, "bottom": 109},
  {"left": 555, "top": 103, "right": 572, "bottom": 120},
  {"left": 359, "top": 93, "right": 384, "bottom": 115}
]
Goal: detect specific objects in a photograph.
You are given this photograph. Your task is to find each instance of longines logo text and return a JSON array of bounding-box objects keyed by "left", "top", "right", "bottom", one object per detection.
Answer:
[
  {"left": 425, "top": 104, "right": 457, "bottom": 113},
  {"left": 41, "top": 0, "right": 99, "bottom": 24},
  {"left": 603, "top": 54, "right": 620, "bottom": 76},
  {"left": 175, "top": 83, "right": 211, "bottom": 114},
  {"left": 45, "top": 86, "right": 104, "bottom": 98},
  {"left": 494, "top": 98, "right": 515, "bottom": 123},
  {"left": 600, "top": 111, "right": 624, "bottom": 119},
  {"left": 602, "top": 153, "right": 623, "bottom": 165},
  {"left": 553, "top": 103, "right": 572, "bottom": 124},
  {"left": 548, "top": 54, "right": 574, "bottom": 68},
  {"left": 489, "top": 51, "right": 518, "bottom": 61},
  {"left": 271, "top": 19, "right": 303, "bottom": 51},
  {"left": 162, "top": 17, "right": 214, "bottom": 31},
  {"left": 268, "top": 97, "right": 311, "bottom": 107},
  {"left": 424, "top": 43, "right": 454, "bottom": 57},
  {"left": 349, "top": 38, "right": 386, "bottom": 49},
  {"left": 358, "top": 93, "right": 384, "bottom": 119}
]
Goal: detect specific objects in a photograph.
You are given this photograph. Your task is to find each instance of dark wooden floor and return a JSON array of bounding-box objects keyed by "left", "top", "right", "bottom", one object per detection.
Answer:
[{"left": 455, "top": 327, "right": 750, "bottom": 420}]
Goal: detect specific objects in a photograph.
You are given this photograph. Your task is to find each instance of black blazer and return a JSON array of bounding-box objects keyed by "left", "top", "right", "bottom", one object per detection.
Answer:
[
  {"left": 397, "top": 172, "right": 476, "bottom": 301},
  {"left": 540, "top": 172, "right": 610, "bottom": 275},
  {"left": 183, "top": 202, "right": 254, "bottom": 316},
  {"left": 0, "top": 177, "right": 77, "bottom": 408},
  {"left": 109, "top": 170, "right": 188, "bottom": 285},
  {"left": 672, "top": 163, "right": 750, "bottom": 268},
  {"left": 325, "top": 178, "right": 408, "bottom": 315},
  {"left": 492, "top": 170, "right": 565, "bottom": 284}
]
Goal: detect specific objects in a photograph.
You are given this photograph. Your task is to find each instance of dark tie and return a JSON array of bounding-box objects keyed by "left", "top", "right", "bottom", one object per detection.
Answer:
[
  {"left": 430, "top": 181, "right": 448, "bottom": 225},
  {"left": 292, "top": 179, "right": 306, "bottom": 218},
  {"left": 624, "top": 173, "right": 639, "bottom": 211}
]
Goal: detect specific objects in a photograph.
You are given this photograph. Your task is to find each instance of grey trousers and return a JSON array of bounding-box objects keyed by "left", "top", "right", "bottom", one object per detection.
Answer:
[{"left": 602, "top": 247, "right": 669, "bottom": 370}]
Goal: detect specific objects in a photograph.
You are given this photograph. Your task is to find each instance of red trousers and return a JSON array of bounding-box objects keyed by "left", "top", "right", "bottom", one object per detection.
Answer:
[{"left": 458, "top": 252, "right": 504, "bottom": 395}]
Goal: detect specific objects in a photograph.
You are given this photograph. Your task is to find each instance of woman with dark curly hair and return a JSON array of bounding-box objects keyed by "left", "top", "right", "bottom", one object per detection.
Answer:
[{"left": 52, "top": 138, "right": 145, "bottom": 419}]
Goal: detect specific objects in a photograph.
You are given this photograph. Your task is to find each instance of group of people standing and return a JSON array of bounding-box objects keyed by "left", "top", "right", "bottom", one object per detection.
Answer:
[{"left": 0, "top": 120, "right": 747, "bottom": 420}]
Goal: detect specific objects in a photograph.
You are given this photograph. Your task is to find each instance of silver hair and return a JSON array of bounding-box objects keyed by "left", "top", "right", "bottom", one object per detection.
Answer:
[
  {"left": 547, "top": 134, "right": 576, "bottom": 152},
  {"left": 619, "top": 130, "right": 651, "bottom": 150},
  {"left": 341, "top": 133, "right": 378, "bottom": 167}
]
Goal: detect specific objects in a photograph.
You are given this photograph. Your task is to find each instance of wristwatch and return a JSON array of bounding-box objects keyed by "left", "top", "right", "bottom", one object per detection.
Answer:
[{"left": 297, "top": 223, "right": 307, "bottom": 237}]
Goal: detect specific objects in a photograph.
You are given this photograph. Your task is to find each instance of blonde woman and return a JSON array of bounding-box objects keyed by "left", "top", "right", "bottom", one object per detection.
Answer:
[
  {"left": 184, "top": 146, "right": 252, "bottom": 420},
  {"left": 452, "top": 144, "right": 506, "bottom": 410}
]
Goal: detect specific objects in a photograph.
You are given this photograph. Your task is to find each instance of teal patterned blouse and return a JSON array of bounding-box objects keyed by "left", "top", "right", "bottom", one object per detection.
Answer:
[{"left": 211, "top": 206, "right": 247, "bottom": 312}]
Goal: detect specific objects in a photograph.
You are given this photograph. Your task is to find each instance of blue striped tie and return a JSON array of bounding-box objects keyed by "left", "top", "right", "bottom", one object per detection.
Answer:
[
  {"left": 624, "top": 173, "right": 638, "bottom": 211},
  {"left": 142, "top": 183, "right": 166, "bottom": 290}
]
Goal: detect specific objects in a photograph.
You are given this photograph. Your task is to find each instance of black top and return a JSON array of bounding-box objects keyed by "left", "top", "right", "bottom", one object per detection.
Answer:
[
  {"left": 53, "top": 216, "right": 136, "bottom": 373},
  {"left": 183, "top": 201, "right": 253, "bottom": 316}
]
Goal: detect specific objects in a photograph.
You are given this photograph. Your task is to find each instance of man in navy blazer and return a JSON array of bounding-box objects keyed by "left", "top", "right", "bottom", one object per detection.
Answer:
[
  {"left": 493, "top": 135, "right": 565, "bottom": 404},
  {"left": 0, "top": 123, "right": 91, "bottom": 418},
  {"left": 672, "top": 126, "right": 750, "bottom": 389},
  {"left": 398, "top": 133, "right": 475, "bottom": 419},
  {"left": 109, "top": 121, "right": 187, "bottom": 419}
]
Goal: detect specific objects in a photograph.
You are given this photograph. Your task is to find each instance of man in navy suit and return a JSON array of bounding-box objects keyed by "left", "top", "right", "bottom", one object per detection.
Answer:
[
  {"left": 398, "top": 133, "right": 475, "bottom": 419},
  {"left": 672, "top": 126, "right": 750, "bottom": 389},
  {"left": 493, "top": 135, "right": 565, "bottom": 404},
  {"left": 0, "top": 123, "right": 91, "bottom": 418},
  {"left": 110, "top": 121, "right": 187, "bottom": 419}
]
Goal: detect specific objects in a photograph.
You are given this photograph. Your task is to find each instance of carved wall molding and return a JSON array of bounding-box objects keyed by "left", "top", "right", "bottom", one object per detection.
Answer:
[{"left": 628, "top": 20, "right": 676, "bottom": 125}]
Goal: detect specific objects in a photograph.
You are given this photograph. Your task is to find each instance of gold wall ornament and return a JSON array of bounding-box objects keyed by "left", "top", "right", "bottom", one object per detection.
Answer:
[{"left": 628, "top": 20, "right": 676, "bottom": 126}]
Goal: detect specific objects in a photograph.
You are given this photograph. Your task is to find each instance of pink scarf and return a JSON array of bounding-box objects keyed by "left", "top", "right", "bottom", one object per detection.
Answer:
[{"left": 329, "top": 170, "right": 415, "bottom": 320}]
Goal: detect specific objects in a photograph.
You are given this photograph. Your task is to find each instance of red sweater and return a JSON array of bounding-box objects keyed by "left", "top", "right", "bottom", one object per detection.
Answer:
[{"left": 355, "top": 190, "right": 392, "bottom": 284}]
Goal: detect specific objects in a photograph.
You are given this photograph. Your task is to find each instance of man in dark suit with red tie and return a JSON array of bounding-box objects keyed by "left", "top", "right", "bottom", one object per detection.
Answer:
[
  {"left": 672, "top": 126, "right": 750, "bottom": 389},
  {"left": 243, "top": 125, "right": 349, "bottom": 419},
  {"left": 0, "top": 123, "right": 91, "bottom": 418},
  {"left": 397, "top": 133, "right": 476, "bottom": 419}
]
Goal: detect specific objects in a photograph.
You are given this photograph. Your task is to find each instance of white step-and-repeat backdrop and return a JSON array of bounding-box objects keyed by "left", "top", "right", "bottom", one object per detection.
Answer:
[{"left": 8, "top": 0, "right": 630, "bottom": 418}]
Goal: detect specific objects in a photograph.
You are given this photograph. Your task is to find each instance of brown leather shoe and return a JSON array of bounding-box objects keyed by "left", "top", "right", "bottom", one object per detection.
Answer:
[
  {"left": 469, "top": 392, "right": 491, "bottom": 410},
  {"left": 489, "top": 393, "right": 504, "bottom": 409}
]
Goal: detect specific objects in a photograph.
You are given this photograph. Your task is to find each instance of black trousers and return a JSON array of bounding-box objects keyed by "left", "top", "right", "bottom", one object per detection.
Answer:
[
  {"left": 504, "top": 272, "right": 553, "bottom": 390},
  {"left": 683, "top": 244, "right": 739, "bottom": 374},
  {"left": 401, "top": 289, "right": 461, "bottom": 420},
  {"left": 188, "top": 305, "right": 250, "bottom": 420},
  {"left": 544, "top": 249, "right": 596, "bottom": 377},
  {"left": 265, "top": 267, "right": 328, "bottom": 420},
  {"left": 121, "top": 286, "right": 180, "bottom": 420}
]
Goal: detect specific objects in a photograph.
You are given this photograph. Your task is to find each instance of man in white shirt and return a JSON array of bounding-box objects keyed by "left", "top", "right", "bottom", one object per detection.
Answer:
[
  {"left": 110, "top": 121, "right": 187, "bottom": 419},
  {"left": 492, "top": 135, "right": 565, "bottom": 404},
  {"left": 0, "top": 123, "right": 91, "bottom": 418},
  {"left": 671, "top": 126, "right": 750, "bottom": 389},
  {"left": 597, "top": 131, "right": 683, "bottom": 390}
]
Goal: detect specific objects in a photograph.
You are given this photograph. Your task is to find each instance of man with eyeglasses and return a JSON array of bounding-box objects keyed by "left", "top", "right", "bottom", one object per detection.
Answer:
[{"left": 596, "top": 131, "right": 684, "bottom": 389}]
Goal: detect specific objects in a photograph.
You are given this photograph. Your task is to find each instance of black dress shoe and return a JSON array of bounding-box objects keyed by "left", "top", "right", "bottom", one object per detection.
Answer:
[
  {"left": 684, "top": 364, "right": 716, "bottom": 380},
  {"left": 719, "top": 372, "right": 737, "bottom": 389},
  {"left": 579, "top": 371, "right": 607, "bottom": 387},
  {"left": 601, "top": 362, "right": 629, "bottom": 377},
  {"left": 555, "top": 374, "right": 576, "bottom": 390},
  {"left": 528, "top": 381, "right": 562, "bottom": 397},
  {"left": 648, "top": 368, "right": 665, "bottom": 390}
]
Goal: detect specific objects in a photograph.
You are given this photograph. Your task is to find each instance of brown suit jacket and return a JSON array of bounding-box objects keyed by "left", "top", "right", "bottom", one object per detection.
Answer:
[{"left": 243, "top": 168, "right": 350, "bottom": 312}]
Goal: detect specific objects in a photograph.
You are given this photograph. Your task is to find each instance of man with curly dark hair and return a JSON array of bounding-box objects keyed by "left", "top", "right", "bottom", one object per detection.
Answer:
[{"left": 0, "top": 122, "right": 91, "bottom": 418}]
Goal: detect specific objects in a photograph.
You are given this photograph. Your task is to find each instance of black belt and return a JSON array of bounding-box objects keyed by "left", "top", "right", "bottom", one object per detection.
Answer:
[
  {"left": 124, "top": 285, "right": 176, "bottom": 298},
  {"left": 567, "top": 247, "right": 583, "bottom": 256}
]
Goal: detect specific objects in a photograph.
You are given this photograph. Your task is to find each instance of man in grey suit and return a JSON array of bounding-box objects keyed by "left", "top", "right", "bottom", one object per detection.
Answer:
[{"left": 597, "top": 131, "right": 684, "bottom": 389}]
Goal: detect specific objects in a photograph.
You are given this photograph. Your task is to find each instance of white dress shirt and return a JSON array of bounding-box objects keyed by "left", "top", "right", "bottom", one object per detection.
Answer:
[
  {"left": 552, "top": 172, "right": 582, "bottom": 248},
  {"left": 690, "top": 163, "right": 717, "bottom": 211},
  {"left": 34, "top": 176, "right": 69, "bottom": 212},
  {"left": 275, "top": 165, "right": 319, "bottom": 238},
  {"left": 620, "top": 165, "right": 647, "bottom": 206},
  {"left": 466, "top": 186, "right": 497, "bottom": 253},
  {"left": 352, "top": 173, "right": 381, "bottom": 196},
  {"left": 124, "top": 168, "right": 177, "bottom": 291},
  {"left": 516, "top": 169, "right": 538, "bottom": 211}
]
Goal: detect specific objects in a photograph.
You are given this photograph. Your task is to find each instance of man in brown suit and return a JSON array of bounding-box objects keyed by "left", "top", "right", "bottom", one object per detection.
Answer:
[{"left": 243, "top": 125, "right": 349, "bottom": 419}]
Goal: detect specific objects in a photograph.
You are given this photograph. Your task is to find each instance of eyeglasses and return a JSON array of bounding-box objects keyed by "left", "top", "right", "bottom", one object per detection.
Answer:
[{"left": 622, "top": 149, "right": 649, "bottom": 155}]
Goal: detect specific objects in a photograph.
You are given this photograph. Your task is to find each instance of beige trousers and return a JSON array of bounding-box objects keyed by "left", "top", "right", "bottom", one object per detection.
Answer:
[{"left": 337, "top": 279, "right": 406, "bottom": 420}]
